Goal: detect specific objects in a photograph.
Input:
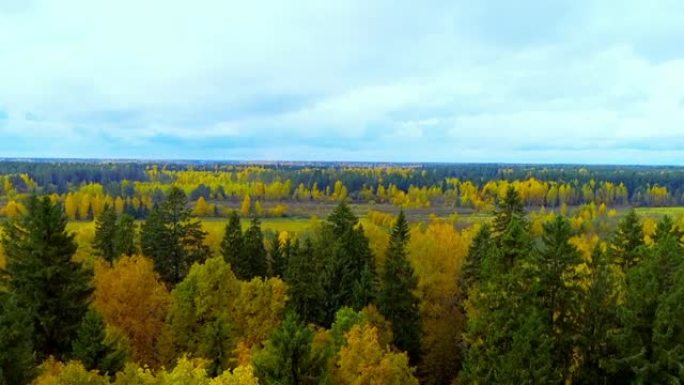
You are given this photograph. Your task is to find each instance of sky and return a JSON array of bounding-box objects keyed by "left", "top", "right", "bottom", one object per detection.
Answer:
[{"left": 1, "top": 0, "right": 684, "bottom": 164}]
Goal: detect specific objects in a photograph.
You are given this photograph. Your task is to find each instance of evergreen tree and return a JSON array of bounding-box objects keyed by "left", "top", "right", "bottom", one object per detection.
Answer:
[
  {"left": 493, "top": 186, "right": 526, "bottom": 236},
  {"left": 378, "top": 210, "right": 421, "bottom": 365},
  {"left": 0, "top": 293, "right": 36, "bottom": 385},
  {"left": 610, "top": 209, "right": 644, "bottom": 269},
  {"left": 535, "top": 215, "right": 583, "bottom": 381},
  {"left": 320, "top": 202, "right": 376, "bottom": 326},
  {"left": 140, "top": 187, "right": 209, "bottom": 285},
  {"left": 72, "top": 309, "right": 127, "bottom": 376},
  {"left": 252, "top": 312, "right": 327, "bottom": 385},
  {"left": 114, "top": 214, "right": 137, "bottom": 257},
  {"left": 459, "top": 223, "right": 493, "bottom": 302},
  {"left": 285, "top": 239, "right": 325, "bottom": 325},
  {"left": 608, "top": 228, "right": 684, "bottom": 383},
  {"left": 242, "top": 216, "right": 269, "bottom": 279},
  {"left": 220, "top": 210, "right": 243, "bottom": 271},
  {"left": 93, "top": 203, "right": 118, "bottom": 263},
  {"left": 268, "top": 231, "right": 287, "bottom": 278},
  {"left": 575, "top": 245, "right": 619, "bottom": 385},
  {"left": 1, "top": 196, "right": 92, "bottom": 360}
]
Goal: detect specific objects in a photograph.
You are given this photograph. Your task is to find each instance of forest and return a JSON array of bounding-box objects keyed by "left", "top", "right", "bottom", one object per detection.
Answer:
[{"left": 1, "top": 161, "right": 684, "bottom": 384}]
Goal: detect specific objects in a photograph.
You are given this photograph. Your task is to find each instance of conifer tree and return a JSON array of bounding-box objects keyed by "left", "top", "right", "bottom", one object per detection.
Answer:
[
  {"left": 1, "top": 196, "right": 92, "bottom": 360},
  {"left": 610, "top": 209, "right": 644, "bottom": 269},
  {"left": 252, "top": 312, "right": 327, "bottom": 385},
  {"left": 459, "top": 223, "right": 493, "bottom": 302},
  {"left": 268, "top": 231, "right": 286, "bottom": 277},
  {"left": 285, "top": 239, "right": 325, "bottom": 325},
  {"left": 220, "top": 210, "right": 244, "bottom": 274},
  {"left": 378, "top": 210, "right": 421, "bottom": 365},
  {"left": 140, "top": 187, "right": 209, "bottom": 286},
  {"left": 242, "top": 216, "right": 268, "bottom": 279},
  {"left": 114, "top": 213, "right": 137, "bottom": 257},
  {"left": 493, "top": 186, "right": 526, "bottom": 236},
  {"left": 93, "top": 203, "right": 118, "bottom": 263},
  {"left": 0, "top": 293, "right": 36, "bottom": 385},
  {"left": 72, "top": 309, "right": 127, "bottom": 376}
]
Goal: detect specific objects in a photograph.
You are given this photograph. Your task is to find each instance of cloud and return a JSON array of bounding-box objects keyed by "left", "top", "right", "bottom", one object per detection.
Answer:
[{"left": 0, "top": 0, "right": 683, "bottom": 163}]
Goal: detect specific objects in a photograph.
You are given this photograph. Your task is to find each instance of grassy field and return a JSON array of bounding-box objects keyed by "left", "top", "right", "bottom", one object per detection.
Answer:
[{"left": 635, "top": 207, "right": 684, "bottom": 217}]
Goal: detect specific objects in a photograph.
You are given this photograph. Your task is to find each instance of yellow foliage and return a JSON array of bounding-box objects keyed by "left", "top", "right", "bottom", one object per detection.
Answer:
[
  {"left": 334, "top": 325, "right": 418, "bottom": 385},
  {"left": 93, "top": 256, "right": 171, "bottom": 367},
  {"left": 32, "top": 359, "right": 107, "bottom": 385},
  {"left": 240, "top": 195, "right": 251, "bottom": 217},
  {"left": 1, "top": 200, "right": 26, "bottom": 218}
]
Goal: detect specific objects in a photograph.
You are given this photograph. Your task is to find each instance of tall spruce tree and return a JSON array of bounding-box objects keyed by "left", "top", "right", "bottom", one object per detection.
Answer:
[
  {"left": 140, "top": 187, "right": 209, "bottom": 286},
  {"left": 285, "top": 239, "right": 325, "bottom": 325},
  {"left": 535, "top": 215, "right": 583, "bottom": 381},
  {"left": 320, "top": 202, "right": 376, "bottom": 326},
  {"left": 242, "top": 216, "right": 269, "bottom": 279},
  {"left": 72, "top": 309, "right": 127, "bottom": 376},
  {"left": 493, "top": 186, "right": 526, "bottom": 236},
  {"left": 114, "top": 214, "right": 137, "bottom": 257},
  {"left": 459, "top": 223, "right": 494, "bottom": 302},
  {"left": 268, "top": 231, "right": 287, "bottom": 278},
  {"left": 378, "top": 210, "right": 421, "bottom": 365},
  {"left": 610, "top": 209, "right": 644, "bottom": 269},
  {"left": 93, "top": 203, "right": 118, "bottom": 263},
  {"left": 220, "top": 210, "right": 243, "bottom": 272},
  {"left": 1, "top": 196, "right": 92, "bottom": 360},
  {"left": 0, "top": 293, "right": 36, "bottom": 385}
]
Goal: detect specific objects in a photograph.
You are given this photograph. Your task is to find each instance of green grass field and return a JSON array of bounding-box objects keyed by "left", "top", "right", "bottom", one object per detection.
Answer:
[{"left": 635, "top": 207, "right": 684, "bottom": 217}]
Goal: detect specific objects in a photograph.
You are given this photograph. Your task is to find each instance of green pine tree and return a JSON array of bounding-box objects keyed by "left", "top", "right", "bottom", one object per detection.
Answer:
[
  {"left": 610, "top": 209, "right": 644, "bottom": 269},
  {"left": 268, "top": 231, "right": 287, "bottom": 278},
  {"left": 114, "top": 213, "right": 137, "bottom": 257},
  {"left": 93, "top": 203, "right": 118, "bottom": 263},
  {"left": 1, "top": 196, "right": 92, "bottom": 360},
  {"left": 493, "top": 186, "right": 526, "bottom": 236},
  {"left": 378, "top": 210, "right": 421, "bottom": 365},
  {"left": 242, "top": 216, "right": 268, "bottom": 279},
  {"left": 459, "top": 223, "right": 494, "bottom": 302},
  {"left": 140, "top": 187, "right": 209, "bottom": 285},
  {"left": 285, "top": 239, "right": 325, "bottom": 325},
  {"left": 220, "top": 210, "right": 243, "bottom": 273},
  {"left": 253, "top": 312, "right": 327, "bottom": 385},
  {"left": 72, "top": 309, "right": 127, "bottom": 376},
  {"left": 0, "top": 293, "right": 36, "bottom": 385}
]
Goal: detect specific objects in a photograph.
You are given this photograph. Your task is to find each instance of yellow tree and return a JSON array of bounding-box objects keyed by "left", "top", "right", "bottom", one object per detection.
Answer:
[
  {"left": 64, "top": 193, "right": 78, "bottom": 220},
  {"left": 333, "top": 324, "right": 418, "bottom": 385},
  {"left": 1, "top": 200, "right": 26, "bottom": 218},
  {"left": 78, "top": 193, "right": 92, "bottom": 220},
  {"left": 193, "top": 196, "right": 213, "bottom": 216},
  {"left": 241, "top": 195, "right": 252, "bottom": 217},
  {"left": 114, "top": 196, "right": 125, "bottom": 216},
  {"left": 93, "top": 256, "right": 171, "bottom": 367}
]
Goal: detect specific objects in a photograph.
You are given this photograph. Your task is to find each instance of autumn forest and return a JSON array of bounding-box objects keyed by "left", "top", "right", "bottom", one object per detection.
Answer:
[{"left": 0, "top": 161, "right": 682, "bottom": 384}]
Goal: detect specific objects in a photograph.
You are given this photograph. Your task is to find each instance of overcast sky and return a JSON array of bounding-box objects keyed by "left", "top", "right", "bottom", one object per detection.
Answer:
[{"left": 1, "top": 0, "right": 683, "bottom": 164}]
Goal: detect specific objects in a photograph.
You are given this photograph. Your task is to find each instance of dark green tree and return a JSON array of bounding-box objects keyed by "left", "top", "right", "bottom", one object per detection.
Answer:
[
  {"left": 535, "top": 215, "right": 583, "bottom": 381},
  {"left": 610, "top": 209, "right": 644, "bottom": 270},
  {"left": 1, "top": 196, "right": 92, "bottom": 360},
  {"left": 72, "top": 309, "right": 127, "bottom": 376},
  {"left": 458, "top": 223, "right": 494, "bottom": 302},
  {"left": 242, "top": 216, "right": 269, "bottom": 279},
  {"left": 93, "top": 203, "right": 118, "bottom": 263},
  {"left": 220, "top": 210, "right": 243, "bottom": 271},
  {"left": 252, "top": 312, "right": 327, "bottom": 385},
  {"left": 114, "top": 213, "right": 137, "bottom": 257},
  {"left": 140, "top": 187, "right": 209, "bottom": 285},
  {"left": 575, "top": 246, "right": 620, "bottom": 385},
  {"left": 0, "top": 293, "right": 36, "bottom": 385},
  {"left": 285, "top": 239, "right": 325, "bottom": 325},
  {"left": 493, "top": 186, "right": 526, "bottom": 236},
  {"left": 268, "top": 231, "right": 287, "bottom": 278},
  {"left": 320, "top": 202, "right": 376, "bottom": 326},
  {"left": 377, "top": 210, "right": 421, "bottom": 365}
]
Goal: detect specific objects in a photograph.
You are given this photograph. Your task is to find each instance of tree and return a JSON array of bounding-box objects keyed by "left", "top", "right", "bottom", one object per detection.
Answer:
[
  {"left": 93, "top": 255, "right": 171, "bottom": 367},
  {"left": 535, "top": 215, "right": 583, "bottom": 381},
  {"left": 493, "top": 186, "right": 526, "bottom": 236},
  {"left": 252, "top": 313, "right": 327, "bottom": 385},
  {"left": 241, "top": 216, "right": 268, "bottom": 279},
  {"left": 458, "top": 223, "right": 493, "bottom": 302},
  {"left": 241, "top": 195, "right": 252, "bottom": 217},
  {"left": 93, "top": 203, "right": 118, "bottom": 263},
  {"left": 221, "top": 211, "right": 244, "bottom": 271},
  {"left": 140, "top": 187, "right": 210, "bottom": 286},
  {"left": 285, "top": 239, "right": 325, "bottom": 325},
  {"left": 610, "top": 209, "right": 644, "bottom": 269},
  {"left": 378, "top": 210, "right": 421, "bottom": 365},
  {"left": 72, "top": 309, "right": 127, "bottom": 375},
  {"left": 166, "top": 257, "right": 240, "bottom": 376},
  {"left": 0, "top": 293, "right": 36, "bottom": 385},
  {"left": 268, "top": 232, "right": 286, "bottom": 278},
  {"left": 334, "top": 324, "right": 419, "bottom": 385},
  {"left": 1, "top": 196, "right": 92, "bottom": 360},
  {"left": 114, "top": 214, "right": 137, "bottom": 257}
]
